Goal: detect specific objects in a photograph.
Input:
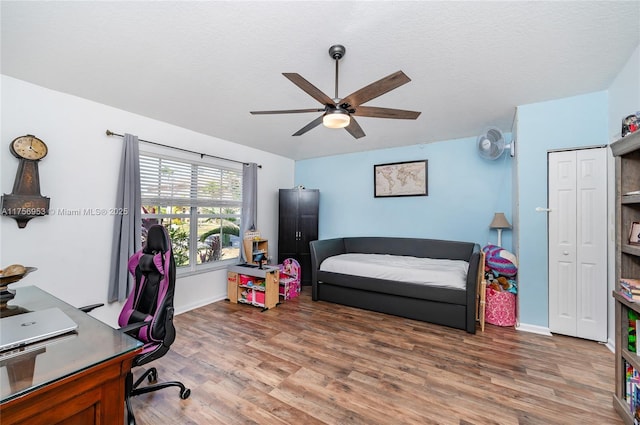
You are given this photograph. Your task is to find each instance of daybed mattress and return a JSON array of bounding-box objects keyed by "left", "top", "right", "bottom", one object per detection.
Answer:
[{"left": 319, "top": 253, "right": 469, "bottom": 289}]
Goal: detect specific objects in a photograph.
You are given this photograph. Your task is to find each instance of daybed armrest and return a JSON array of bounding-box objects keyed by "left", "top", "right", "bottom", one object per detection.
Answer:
[
  {"left": 309, "top": 238, "right": 346, "bottom": 300},
  {"left": 465, "top": 244, "right": 482, "bottom": 333}
]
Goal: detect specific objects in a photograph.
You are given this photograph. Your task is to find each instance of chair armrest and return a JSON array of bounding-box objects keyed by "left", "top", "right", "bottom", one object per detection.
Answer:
[
  {"left": 119, "top": 321, "right": 146, "bottom": 336},
  {"left": 79, "top": 303, "right": 105, "bottom": 313}
]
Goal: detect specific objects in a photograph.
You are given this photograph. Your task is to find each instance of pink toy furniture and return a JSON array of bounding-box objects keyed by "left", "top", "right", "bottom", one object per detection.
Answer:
[{"left": 279, "top": 258, "right": 301, "bottom": 300}]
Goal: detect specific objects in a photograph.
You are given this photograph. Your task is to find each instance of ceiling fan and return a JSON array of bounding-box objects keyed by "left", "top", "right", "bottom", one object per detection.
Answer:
[{"left": 250, "top": 44, "right": 421, "bottom": 139}]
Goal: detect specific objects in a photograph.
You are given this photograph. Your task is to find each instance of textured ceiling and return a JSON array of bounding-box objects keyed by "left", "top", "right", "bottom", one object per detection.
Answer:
[{"left": 2, "top": 1, "right": 639, "bottom": 160}]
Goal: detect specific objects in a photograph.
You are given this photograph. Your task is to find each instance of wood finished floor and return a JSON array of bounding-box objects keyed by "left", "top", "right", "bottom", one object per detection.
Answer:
[{"left": 132, "top": 287, "right": 621, "bottom": 425}]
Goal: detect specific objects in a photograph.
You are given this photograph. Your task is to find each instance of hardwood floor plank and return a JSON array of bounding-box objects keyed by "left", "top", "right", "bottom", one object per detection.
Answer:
[{"left": 129, "top": 287, "right": 622, "bottom": 424}]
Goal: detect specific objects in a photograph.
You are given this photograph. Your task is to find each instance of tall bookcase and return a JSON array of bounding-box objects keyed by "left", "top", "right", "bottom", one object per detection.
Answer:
[{"left": 612, "top": 129, "right": 640, "bottom": 424}]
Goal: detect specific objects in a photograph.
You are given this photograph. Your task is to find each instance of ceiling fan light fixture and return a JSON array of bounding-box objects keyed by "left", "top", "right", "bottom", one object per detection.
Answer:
[{"left": 323, "top": 109, "right": 350, "bottom": 129}]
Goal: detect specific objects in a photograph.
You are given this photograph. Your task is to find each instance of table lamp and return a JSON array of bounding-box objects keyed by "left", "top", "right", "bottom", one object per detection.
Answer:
[{"left": 489, "top": 212, "right": 511, "bottom": 247}]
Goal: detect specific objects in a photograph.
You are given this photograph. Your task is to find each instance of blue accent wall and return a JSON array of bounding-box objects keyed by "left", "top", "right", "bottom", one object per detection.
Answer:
[
  {"left": 295, "top": 135, "right": 513, "bottom": 252},
  {"left": 515, "top": 91, "right": 608, "bottom": 328}
]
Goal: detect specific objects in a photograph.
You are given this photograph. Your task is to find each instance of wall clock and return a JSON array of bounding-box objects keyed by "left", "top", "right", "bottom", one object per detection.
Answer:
[{"left": 1, "top": 135, "right": 50, "bottom": 228}]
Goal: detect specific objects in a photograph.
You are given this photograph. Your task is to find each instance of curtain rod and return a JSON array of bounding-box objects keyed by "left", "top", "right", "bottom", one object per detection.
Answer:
[{"left": 105, "top": 130, "right": 261, "bottom": 168}]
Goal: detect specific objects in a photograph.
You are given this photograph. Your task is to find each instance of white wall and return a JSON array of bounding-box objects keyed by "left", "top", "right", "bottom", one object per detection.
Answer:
[
  {"left": 608, "top": 44, "right": 640, "bottom": 142},
  {"left": 1, "top": 76, "right": 294, "bottom": 326}
]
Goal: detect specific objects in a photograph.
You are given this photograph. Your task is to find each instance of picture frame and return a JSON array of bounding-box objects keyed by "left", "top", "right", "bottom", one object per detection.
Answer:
[
  {"left": 629, "top": 222, "right": 640, "bottom": 245},
  {"left": 374, "top": 160, "right": 428, "bottom": 198}
]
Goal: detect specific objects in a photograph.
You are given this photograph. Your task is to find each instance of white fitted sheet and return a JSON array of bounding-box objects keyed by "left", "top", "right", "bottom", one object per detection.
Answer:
[{"left": 320, "top": 253, "right": 468, "bottom": 289}]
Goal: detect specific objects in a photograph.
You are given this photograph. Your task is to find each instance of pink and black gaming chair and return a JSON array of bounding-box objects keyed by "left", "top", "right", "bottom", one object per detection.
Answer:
[{"left": 120, "top": 224, "right": 190, "bottom": 425}]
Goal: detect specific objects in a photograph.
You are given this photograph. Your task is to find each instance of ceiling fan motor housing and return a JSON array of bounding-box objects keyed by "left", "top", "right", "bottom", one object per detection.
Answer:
[{"left": 328, "top": 44, "right": 346, "bottom": 60}]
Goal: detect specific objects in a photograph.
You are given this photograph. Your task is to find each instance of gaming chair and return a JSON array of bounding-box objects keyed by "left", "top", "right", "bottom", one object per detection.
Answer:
[{"left": 119, "top": 224, "right": 190, "bottom": 425}]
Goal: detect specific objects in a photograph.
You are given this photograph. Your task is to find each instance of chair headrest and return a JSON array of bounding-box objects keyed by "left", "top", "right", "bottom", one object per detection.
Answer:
[
  {"left": 144, "top": 224, "right": 169, "bottom": 254},
  {"left": 138, "top": 253, "right": 160, "bottom": 273}
]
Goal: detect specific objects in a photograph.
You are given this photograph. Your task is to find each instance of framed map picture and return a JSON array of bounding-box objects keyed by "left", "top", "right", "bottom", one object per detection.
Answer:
[{"left": 374, "top": 160, "right": 428, "bottom": 198}]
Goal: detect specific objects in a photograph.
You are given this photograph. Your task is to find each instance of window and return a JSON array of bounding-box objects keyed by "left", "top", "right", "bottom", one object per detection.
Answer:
[{"left": 140, "top": 152, "right": 242, "bottom": 272}]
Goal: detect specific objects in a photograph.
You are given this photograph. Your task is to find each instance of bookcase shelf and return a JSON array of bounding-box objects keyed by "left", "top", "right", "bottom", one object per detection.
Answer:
[
  {"left": 612, "top": 130, "right": 640, "bottom": 425},
  {"left": 622, "top": 245, "right": 640, "bottom": 257}
]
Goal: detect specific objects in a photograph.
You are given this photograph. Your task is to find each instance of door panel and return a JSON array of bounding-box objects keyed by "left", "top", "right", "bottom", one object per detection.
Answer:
[
  {"left": 575, "top": 148, "right": 607, "bottom": 341},
  {"left": 549, "top": 151, "right": 577, "bottom": 335}
]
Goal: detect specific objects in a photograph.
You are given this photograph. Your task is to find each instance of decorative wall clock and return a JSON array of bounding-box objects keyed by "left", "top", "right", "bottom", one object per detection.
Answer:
[{"left": 1, "top": 135, "right": 50, "bottom": 228}]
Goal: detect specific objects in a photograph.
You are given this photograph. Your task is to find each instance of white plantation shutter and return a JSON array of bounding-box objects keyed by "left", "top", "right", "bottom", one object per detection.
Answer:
[{"left": 140, "top": 154, "right": 242, "bottom": 209}]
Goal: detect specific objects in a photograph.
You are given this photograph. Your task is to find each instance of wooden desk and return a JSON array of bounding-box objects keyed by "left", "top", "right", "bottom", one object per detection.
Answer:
[{"left": 0, "top": 286, "right": 142, "bottom": 425}]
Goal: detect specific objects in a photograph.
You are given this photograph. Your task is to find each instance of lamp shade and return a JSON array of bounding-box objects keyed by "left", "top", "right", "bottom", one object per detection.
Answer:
[
  {"left": 323, "top": 110, "right": 350, "bottom": 129},
  {"left": 489, "top": 212, "right": 511, "bottom": 229}
]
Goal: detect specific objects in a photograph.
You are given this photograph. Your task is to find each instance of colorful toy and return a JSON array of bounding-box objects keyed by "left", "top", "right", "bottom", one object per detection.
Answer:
[
  {"left": 483, "top": 244, "right": 518, "bottom": 277},
  {"left": 244, "top": 289, "right": 265, "bottom": 305},
  {"left": 279, "top": 258, "right": 301, "bottom": 300}
]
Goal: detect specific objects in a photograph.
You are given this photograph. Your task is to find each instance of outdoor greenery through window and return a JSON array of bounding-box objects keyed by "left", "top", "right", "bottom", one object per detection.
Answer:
[{"left": 140, "top": 152, "right": 242, "bottom": 270}]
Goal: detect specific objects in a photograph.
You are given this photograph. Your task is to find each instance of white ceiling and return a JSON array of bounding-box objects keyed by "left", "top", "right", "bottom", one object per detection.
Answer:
[{"left": 2, "top": 1, "right": 639, "bottom": 160}]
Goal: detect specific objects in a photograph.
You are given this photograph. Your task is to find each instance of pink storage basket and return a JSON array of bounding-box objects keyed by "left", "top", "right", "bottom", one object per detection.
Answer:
[{"left": 485, "top": 287, "right": 516, "bottom": 326}]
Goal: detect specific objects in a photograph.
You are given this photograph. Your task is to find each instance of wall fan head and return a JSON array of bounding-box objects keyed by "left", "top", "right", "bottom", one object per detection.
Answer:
[{"left": 477, "top": 127, "right": 513, "bottom": 160}]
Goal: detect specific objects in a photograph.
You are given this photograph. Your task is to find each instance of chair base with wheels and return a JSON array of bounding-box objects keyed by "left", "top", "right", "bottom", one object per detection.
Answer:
[{"left": 125, "top": 367, "right": 191, "bottom": 425}]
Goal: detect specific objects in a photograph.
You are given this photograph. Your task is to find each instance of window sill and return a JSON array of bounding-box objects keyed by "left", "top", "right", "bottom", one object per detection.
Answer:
[{"left": 176, "top": 258, "right": 240, "bottom": 279}]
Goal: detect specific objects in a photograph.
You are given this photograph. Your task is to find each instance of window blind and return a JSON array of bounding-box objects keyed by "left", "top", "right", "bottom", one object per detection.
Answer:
[{"left": 140, "top": 154, "right": 242, "bottom": 209}]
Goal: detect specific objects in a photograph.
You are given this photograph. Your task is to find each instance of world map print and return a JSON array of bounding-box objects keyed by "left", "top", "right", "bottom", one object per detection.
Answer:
[{"left": 375, "top": 161, "right": 427, "bottom": 197}]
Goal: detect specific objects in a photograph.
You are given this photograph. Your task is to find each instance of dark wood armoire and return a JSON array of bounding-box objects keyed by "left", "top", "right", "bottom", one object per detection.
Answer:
[{"left": 278, "top": 188, "right": 319, "bottom": 285}]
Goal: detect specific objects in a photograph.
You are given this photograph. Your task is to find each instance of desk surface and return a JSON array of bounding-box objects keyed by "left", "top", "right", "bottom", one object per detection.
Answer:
[{"left": 0, "top": 285, "right": 142, "bottom": 403}]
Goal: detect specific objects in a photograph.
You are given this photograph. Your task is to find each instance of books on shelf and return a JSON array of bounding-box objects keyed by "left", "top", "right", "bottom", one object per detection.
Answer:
[
  {"left": 620, "top": 278, "right": 640, "bottom": 302},
  {"left": 623, "top": 278, "right": 640, "bottom": 288},
  {"left": 626, "top": 360, "right": 640, "bottom": 421}
]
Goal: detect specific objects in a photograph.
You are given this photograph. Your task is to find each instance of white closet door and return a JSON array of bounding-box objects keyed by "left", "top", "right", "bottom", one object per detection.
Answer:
[
  {"left": 575, "top": 148, "right": 607, "bottom": 341},
  {"left": 548, "top": 148, "right": 607, "bottom": 342},
  {"left": 549, "top": 151, "right": 578, "bottom": 336}
]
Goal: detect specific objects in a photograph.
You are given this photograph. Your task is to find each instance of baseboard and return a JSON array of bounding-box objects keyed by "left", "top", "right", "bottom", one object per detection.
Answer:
[
  {"left": 515, "top": 322, "right": 552, "bottom": 336},
  {"left": 605, "top": 338, "right": 615, "bottom": 353},
  {"left": 175, "top": 294, "right": 226, "bottom": 316}
]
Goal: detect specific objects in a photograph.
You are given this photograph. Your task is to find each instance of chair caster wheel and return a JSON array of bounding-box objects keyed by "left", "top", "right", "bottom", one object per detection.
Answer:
[
  {"left": 180, "top": 388, "right": 191, "bottom": 399},
  {"left": 147, "top": 368, "right": 157, "bottom": 383}
]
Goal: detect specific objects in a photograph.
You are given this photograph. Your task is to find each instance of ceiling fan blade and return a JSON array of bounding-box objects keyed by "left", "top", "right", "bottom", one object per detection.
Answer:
[
  {"left": 344, "top": 117, "right": 366, "bottom": 139},
  {"left": 250, "top": 108, "right": 324, "bottom": 115},
  {"left": 353, "top": 106, "right": 421, "bottom": 120},
  {"left": 283, "top": 73, "right": 335, "bottom": 106},
  {"left": 341, "top": 71, "right": 411, "bottom": 108},
  {"left": 292, "top": 115, "right": 324, "bottom": 136}
]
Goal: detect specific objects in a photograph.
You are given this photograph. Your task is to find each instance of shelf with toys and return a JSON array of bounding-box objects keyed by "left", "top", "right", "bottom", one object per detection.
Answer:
[{"left": 227, "top": 263, "right": 279, "bottom": 310}]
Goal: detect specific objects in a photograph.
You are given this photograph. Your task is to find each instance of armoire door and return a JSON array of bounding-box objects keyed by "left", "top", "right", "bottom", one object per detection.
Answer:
[
  {"left": 548, "top": 147, "right": 607, "bottom": 341},
  {"left": 278, "top": 189, "right": 299, "bottom": 260},
  {"left": 296, "top": 189, "right": 319, "bottom": 284}
]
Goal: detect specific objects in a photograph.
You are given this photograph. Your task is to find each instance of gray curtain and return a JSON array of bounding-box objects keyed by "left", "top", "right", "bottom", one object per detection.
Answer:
[
  {"left": 108, "top": 133, "right": 142, "bottom": 302},
  {"left": 239, "top": 163, "right": 258, "bottom": 262}
]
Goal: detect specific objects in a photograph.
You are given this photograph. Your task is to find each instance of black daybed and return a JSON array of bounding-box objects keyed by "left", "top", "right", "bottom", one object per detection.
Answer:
[{"left": 310, "top": 237, "right": 483, "bottom": 334}]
